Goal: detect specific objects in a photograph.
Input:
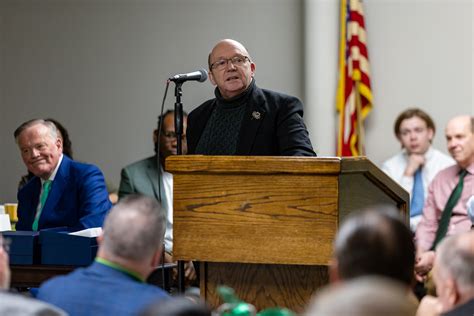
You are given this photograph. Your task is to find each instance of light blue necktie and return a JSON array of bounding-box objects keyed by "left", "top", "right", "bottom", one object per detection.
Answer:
[{"left": 410, "top": 168, "right": 424, "bottom": 217}]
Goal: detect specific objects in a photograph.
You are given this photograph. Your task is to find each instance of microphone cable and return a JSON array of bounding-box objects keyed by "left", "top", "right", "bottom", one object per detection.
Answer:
[{"left": 157, "top": 79, "right": 171, "bottom": 292}]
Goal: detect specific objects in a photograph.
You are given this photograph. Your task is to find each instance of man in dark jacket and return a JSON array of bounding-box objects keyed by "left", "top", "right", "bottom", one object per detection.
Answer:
[{"left": 187, "top": 39, "right": 315, "bottom": 156}]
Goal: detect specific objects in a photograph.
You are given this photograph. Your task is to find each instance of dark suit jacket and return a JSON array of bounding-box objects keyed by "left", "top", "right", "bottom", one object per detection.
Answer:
[
  {"left": 37, "top": 261, "right": 169, "bottom": 316},
  {"left": 16, "top": 156, "right": 112, "bottom": 231},
  {"left": 442, "top": 298, "right": 474, "bottom": 316},
  {"left": 187, "top": 85, "right": 316, "bottom": 156}
]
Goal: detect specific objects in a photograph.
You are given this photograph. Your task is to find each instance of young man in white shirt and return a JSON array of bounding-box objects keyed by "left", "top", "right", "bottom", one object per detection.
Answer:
[{"left": 382, "top": 108, "right": 454, "bottom": 231}]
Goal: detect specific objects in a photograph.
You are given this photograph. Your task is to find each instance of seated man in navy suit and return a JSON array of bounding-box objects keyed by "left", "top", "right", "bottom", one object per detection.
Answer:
[
  {"left": 14, "top": 119, "right": 112, "bottom": 231},
  {"left": 37, "top": 195, "right": 170, "bottom": 315}
]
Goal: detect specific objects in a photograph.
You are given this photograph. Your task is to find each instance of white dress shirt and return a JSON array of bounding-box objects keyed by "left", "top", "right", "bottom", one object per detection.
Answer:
[
  {"left": 160, "top": 166, "right": 174, "bottom": 253},
  {"left": 381, "top": 147, "right": 455, "bottom": 230}
]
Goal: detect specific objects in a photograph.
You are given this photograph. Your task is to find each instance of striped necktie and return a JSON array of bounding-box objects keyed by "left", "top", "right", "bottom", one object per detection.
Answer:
[
  {"left": 32, "top": 180, "right": 52, "bottom": 231},
  {"left": 430, "top": 169, "right": 468, "bottom": 250}
]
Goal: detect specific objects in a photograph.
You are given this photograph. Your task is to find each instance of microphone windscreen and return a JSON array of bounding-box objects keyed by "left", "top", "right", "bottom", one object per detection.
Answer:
[{"left": 198, "top": 69, "right": 208, "bottom": 82}]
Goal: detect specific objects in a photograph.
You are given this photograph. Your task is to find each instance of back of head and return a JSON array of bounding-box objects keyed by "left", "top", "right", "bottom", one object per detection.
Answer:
[
  {"left": 334, "top": 205, "right": 415, "bottom": 286},
  {"left": 305, "top": 276, "right": 417, "bottom": 316},
  {"left": 140, "top": 296, "right": 211, "bottom": 316},
  {"left": 436, "top": 231, "right": 474, "bottom": 298},
  {"left": 100, "top": 195, "right": 166, "bottom": 262}
]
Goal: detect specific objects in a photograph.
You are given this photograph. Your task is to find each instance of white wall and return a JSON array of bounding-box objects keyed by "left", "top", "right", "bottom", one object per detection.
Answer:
[
  {"left": 0, "top": 0, "right": 304, "bottom": 202},
  {"left": 364, "top": 0, "right": 473, "bottom": 163},
  {"left": 1, "top": 0, "right": 472, "bottom": 203},
  {"left": 305, "top": 0, "right": 473, "bottom": 160}
]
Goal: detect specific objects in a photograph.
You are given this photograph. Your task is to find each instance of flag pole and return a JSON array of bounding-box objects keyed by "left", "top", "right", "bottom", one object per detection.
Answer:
[{"left": 355, "top": 80, "right": 365, "bottom": 156}]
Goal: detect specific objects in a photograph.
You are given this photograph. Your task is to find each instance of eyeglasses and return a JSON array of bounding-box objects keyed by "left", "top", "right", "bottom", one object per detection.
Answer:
[
  {"left": 162, "top": 131, "right": 186, "bottom": 140},
  {"left": 210, "top": 55, "right": 250, "bottom": 71}
]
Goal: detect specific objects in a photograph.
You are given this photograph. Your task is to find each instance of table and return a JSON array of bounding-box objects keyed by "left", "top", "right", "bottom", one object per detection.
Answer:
[{"left": 11, "top": 263, "right": 176, "bottom": 290}]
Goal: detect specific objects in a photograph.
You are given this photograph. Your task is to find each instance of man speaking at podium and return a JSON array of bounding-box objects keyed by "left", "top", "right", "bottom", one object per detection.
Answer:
[
  {"left": 14, "top": 119, "right": 112, "bottom": 231},
  {"left": 187, "top": 39, "right": 316, "bottom": 157}
]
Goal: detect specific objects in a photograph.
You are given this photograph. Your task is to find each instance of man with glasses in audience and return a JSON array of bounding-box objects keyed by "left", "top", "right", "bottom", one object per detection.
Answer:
[
  {"left": 118, "top": 110, "right": 196, "bottom": 283},
  {"left": 187, "top": 38, "right": 315, "bottom": 156}
]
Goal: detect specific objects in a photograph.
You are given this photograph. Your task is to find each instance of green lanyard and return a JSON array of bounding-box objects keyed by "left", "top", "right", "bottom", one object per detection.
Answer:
[{"left": 95, "top": 257, "right": 145, "bottom": 283}]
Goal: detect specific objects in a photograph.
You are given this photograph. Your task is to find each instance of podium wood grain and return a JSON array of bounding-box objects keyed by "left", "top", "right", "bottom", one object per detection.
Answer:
[{"left": 167, "top": 156, "right": 409, "bottom": 311}]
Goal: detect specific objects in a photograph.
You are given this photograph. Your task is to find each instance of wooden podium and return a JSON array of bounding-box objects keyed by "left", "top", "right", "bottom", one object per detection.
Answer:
[{"left": 166, "top": 156, "right": 409, "bottom": 313}]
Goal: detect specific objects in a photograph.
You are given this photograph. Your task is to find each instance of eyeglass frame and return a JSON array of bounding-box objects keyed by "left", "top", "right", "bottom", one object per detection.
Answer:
[
  {"left": 210, "top": 55, "right": 251, "bottom": 71},
  {"left": 161, "top": 131, "right": 186, "bottom": 140}
]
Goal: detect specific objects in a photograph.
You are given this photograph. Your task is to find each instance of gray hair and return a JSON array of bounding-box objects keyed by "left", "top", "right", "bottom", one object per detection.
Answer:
[
  {"left": 305, "top": 276, "right": 417, "bottom": 316},
  {"left": 14, "top": 119, "right": 59, "bottom": 144},
  {"left": 101, "top": 195, "right": 166, "bottom": 261},
  {"left": 436, "top": 232, "right": 474, "bottom": 295}
]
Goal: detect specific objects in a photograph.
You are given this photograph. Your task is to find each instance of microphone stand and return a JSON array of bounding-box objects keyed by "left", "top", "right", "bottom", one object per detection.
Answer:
[
  {"left": 173, "top": 82, "right": 185, "bottom": 293},
  {"left": 174, "top": 82, "right": 184, "bottom": 155}
]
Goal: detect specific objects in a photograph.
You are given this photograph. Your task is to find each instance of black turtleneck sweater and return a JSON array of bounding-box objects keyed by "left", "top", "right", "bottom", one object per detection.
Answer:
[{"left": 195, "top": 80, "right": 256, "bottom": 155}]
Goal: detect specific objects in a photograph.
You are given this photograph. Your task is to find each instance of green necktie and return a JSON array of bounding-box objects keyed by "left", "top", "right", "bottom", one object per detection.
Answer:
[
  {"left": 430, "top": 169, "right": 468, "bottom": 250},
  {"left": 32, "top": 180, "right": 52, "bottom": 231}
]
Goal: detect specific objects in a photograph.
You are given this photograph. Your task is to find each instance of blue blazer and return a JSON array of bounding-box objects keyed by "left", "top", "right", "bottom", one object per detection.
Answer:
[
  {"left": 37, "top": 261, "right": 169, "bottom": 316},
  {"left": 16, "top": 156, "right": 112, "bottom": 231}
]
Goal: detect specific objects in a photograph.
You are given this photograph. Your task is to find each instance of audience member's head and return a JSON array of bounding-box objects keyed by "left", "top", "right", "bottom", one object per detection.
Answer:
[
  {"left": 432, "top": 231, "right": 474, "bottom": 313},
  {"left": 305, "top": 276, "right": 417, "bottom": 316},
  {"left": 14, "top": 119, "right": 63, "bottom": 180},
  {"left": 0, "top": 234, "right": 10, "bottom": 289},
  {"left": 332, "top": 205, "right": 415, "bottom": 287},
  {"left": 393, "top": 108, "right": 435, "bottom": 154},
  {"left": 45, "top": 118, "right": 73, "bottom": 159},
  {"left": 97, "top": 194, "right": 166, "bottom": 279},
  {"left": 445, "top": 115, "right": 474, "bottom": 169},
  {"left": 140, "top": 296, "right": 211, "bottom": 316},
  {"left": 207, "top": 39, "right": 256, "bottom": 100},
  {"left": 154, "top": 110, "right": 188, "bottom": 162}
]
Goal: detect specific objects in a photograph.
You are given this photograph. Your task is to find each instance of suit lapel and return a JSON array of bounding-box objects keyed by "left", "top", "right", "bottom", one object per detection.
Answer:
[
  {"left": 19, "top": 178, "right": 41, "bottom": 227},
  {"left": 236, "top": 88, "right": 266, "bottom": 155},
  {"left": 41, "top": 157, "right": 69, "bottom": 225}
]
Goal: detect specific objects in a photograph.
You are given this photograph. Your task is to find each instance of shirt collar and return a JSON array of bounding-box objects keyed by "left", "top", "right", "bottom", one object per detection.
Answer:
[
  {"left": 465, "top": 162, "right": 474, "bottom": 174},
  {"left": 41, "top": 154, "right": 63, "bottom": 185},
  {"left": 95, "top": 257, "right": 145, "bottom": 283}
]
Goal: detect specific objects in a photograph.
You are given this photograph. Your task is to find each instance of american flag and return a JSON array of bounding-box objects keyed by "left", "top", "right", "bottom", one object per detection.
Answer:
[{"left": 336, "top": 0, "right": 373, "bottom": 157}]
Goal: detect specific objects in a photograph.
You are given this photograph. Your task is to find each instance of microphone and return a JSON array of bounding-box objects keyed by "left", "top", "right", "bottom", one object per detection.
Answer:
[{"left": 169, "top": 69, "right": 208, "bottom": 83}]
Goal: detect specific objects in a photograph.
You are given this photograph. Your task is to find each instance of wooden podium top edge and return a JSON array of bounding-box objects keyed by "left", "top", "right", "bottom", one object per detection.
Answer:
[{"left": 165, "top": 155, "right": 372, "bottom": 174}]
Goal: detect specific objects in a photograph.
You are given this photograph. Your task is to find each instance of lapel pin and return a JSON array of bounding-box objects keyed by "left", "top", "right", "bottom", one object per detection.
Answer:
[{"left": 252, "top": 111, "right": 261, "bottom": 120}]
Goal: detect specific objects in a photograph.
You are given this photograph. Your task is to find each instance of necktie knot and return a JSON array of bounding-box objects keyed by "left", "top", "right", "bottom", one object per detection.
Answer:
[{"left": 43, "top": 180, "right": 52, "bottom": 191}]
